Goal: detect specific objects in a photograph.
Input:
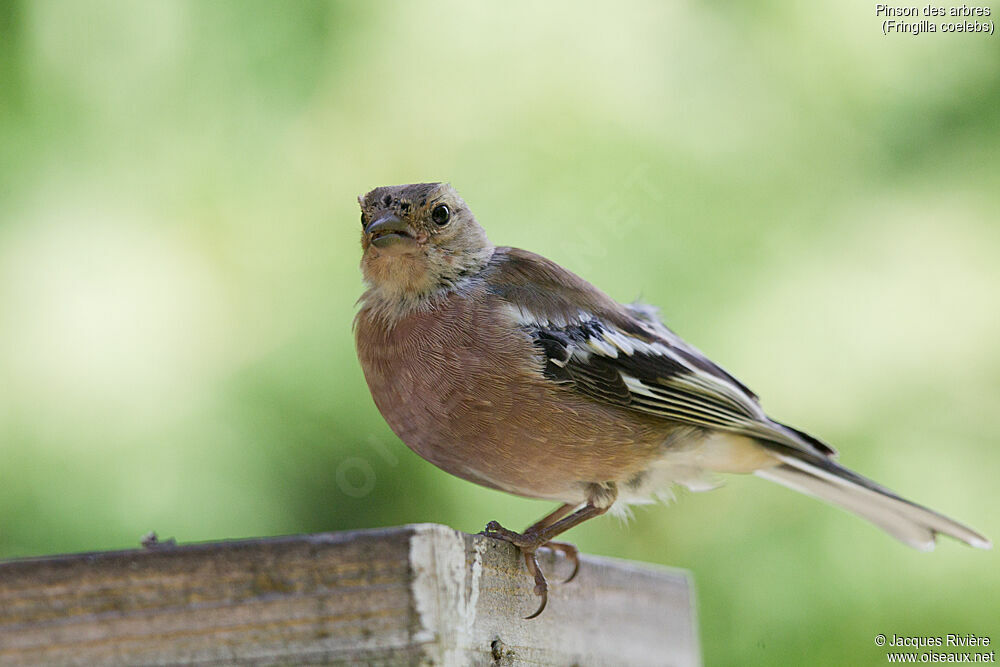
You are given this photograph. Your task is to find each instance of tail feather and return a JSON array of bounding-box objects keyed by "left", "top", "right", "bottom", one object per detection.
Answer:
[{"left": 755, "top": 454, "right": 991, "bottom": 551}]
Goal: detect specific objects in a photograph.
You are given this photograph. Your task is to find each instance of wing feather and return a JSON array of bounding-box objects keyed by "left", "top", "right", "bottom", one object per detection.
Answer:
[
  {"left": 482, "top": 247, "right": 835, "bottom": 459},
  {"left": 517, "top": 304, "right": 836, "bottom": 458}
]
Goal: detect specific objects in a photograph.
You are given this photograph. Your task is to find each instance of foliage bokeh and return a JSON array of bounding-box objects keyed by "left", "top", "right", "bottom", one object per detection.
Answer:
[{"left": 1, "top": 2, "right": 998, "bottom": 664}]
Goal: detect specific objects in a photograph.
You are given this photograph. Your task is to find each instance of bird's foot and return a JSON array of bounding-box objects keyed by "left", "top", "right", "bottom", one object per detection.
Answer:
[
  {"left": 482, "top": 520, "right": 581, "bottom": 618},
  {"left": 521, "top": 549, "right": 549, "bottom": 619}
]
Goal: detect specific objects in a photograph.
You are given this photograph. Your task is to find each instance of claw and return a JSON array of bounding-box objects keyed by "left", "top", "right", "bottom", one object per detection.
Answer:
[
  {"left": 522, "top": 550, "right": 548, "bottom": 620},
  {"left": 565, "top": 555, "right": 581, "bottom": 584},
  {"left": 480, "top": 520, "right": 503, "bottom": 537},
  {"left": 540, "top": 541, "right": 580, "bottom": 583},
  {"left": 524, "top": 594, "right": 548, "bottom": 620}
]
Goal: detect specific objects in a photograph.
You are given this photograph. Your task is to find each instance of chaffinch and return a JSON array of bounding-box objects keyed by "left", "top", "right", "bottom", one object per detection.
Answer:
[{"left": 354, "top": 182, "right": 991, "bottom": 618}]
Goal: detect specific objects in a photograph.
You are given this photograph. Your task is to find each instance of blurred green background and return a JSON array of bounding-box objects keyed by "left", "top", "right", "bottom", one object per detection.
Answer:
[{"left": 1, "top": 1, "right": 998, "bottom": 663}]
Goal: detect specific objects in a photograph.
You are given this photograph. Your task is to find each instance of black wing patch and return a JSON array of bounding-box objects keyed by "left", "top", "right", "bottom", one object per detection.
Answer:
[
  {"left": 528, "top": 317, "right": 759, "bottom": 428},
  {"left": 523, "top": 312, "right": 835, "bottom": 458}
]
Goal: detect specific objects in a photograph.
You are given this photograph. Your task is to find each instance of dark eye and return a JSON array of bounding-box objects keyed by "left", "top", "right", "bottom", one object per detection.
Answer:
[
  {"left": 360, "top": 212, "right": 367, "bottom": 228},
  {"left": 431, "top": 203, "right": 450, "bottom": 226}
]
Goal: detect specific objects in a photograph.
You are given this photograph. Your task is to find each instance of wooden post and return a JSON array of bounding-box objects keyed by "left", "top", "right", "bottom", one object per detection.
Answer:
[{"left": 0, "top": 524, "right": 700, "bottom": 666}]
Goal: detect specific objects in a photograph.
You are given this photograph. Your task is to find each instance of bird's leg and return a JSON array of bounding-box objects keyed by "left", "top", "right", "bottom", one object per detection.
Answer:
[
  {"left": 483, "top": 486, "right": 615, "bottom": 618},
  {"left": 487, "top": 503, "right": 580, "bottom": 584},
  {"left": 528, "top": 502, "right": 578, "bottom": 531}
]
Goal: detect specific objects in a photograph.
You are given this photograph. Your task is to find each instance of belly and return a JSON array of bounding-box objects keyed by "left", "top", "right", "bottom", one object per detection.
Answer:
[{"left": 355, "top": 300, "right": 669, "bottom": 502}]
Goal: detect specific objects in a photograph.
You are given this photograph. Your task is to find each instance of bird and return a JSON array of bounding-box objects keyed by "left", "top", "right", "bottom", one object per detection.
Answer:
[{"left": 353, "top": 182, "right": 991, "bottom": 618}]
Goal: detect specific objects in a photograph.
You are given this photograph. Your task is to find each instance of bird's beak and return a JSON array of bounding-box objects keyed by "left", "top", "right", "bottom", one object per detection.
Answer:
[{"left": 365, "top": 213, "right": 415, "bottom": 249}]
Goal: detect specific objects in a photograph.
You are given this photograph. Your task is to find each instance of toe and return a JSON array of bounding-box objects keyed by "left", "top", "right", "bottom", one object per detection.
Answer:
[
  {"left": 524, "top": 590, "right": 548, "bottom": 620},
  {"left": 540, "top": 541, "right": 581, "bottom": 584}
]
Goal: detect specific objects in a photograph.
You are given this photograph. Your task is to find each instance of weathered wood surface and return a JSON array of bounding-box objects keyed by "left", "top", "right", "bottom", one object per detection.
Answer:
[{"left": 0, "top": 524, "right": 700, "bottom": 666}]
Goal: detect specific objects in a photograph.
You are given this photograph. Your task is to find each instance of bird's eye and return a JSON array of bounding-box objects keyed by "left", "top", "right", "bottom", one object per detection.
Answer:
[
  {"left": 360, "top": 212, "right": 367, "bottom": 228},
  {"left": 431, "top": 203, "right": 450, "bottom": 226}
]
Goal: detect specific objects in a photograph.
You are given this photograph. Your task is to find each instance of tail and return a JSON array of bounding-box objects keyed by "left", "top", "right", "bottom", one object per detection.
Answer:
[{"left": 754, "top": 451, "right": 991, "bottom": 551}]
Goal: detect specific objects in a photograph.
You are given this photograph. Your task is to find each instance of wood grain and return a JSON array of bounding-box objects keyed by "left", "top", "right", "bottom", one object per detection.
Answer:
[{"left": 0, "top": 524, "right": 699, "bottom": 666}]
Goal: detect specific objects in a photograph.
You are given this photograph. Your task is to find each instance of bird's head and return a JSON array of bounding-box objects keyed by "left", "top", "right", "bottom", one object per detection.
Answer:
[{"left": 358, "top": 183, "right": 494, "bottom": 304}]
